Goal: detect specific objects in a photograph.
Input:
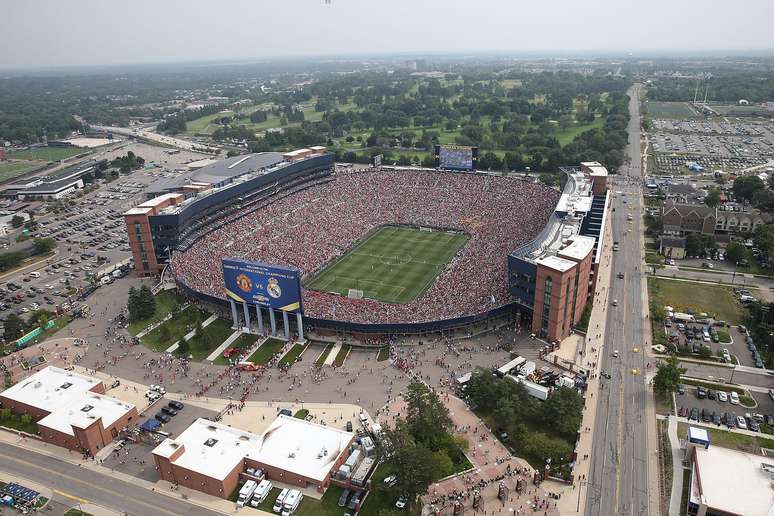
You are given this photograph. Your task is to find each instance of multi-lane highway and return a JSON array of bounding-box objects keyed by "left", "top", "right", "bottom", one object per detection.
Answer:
[
  {"left": 0, "top": 441, "right": 220, "bottom": 516},
  {"left": 586, "top": 84, "right": 656, "bottom": 516}
]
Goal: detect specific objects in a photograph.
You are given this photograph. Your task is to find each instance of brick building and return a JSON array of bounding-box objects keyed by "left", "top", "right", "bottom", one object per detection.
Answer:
[
  {"left": 0, "top": 366, "right": 138, "bottom": 456},
  {"left": 509, "top": 164, "right": 608, "bottom": 343},
  {"left": 153, "top": 416, "right": 354, "bottom": 499}
]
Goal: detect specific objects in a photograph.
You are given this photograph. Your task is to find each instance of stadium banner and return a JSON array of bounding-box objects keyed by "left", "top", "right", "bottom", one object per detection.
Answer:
[
  {"left": 222, "top": 258, "right": 303, "bottom": 313},
  {"left": 434, "top": 144, "right": 478, "bottom": 171}
]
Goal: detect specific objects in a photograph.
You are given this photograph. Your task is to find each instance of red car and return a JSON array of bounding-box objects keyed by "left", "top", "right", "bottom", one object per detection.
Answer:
[
  {"left": 222, "top": 347, "right": 239, "bottom": 358},
  {"left": 678, "top": 406, "right": 688, "bottom": 418}
]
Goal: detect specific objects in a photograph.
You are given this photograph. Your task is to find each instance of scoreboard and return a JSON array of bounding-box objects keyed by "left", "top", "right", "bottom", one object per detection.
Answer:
[{"left": 434, "top": 145, "right": 478, "bottom": 171}]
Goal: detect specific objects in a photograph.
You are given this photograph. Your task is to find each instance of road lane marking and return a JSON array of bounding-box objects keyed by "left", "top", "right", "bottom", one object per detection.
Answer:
[
  {"left": 1, "top": 451, "right": 177, "bottom": 516},
  {"left": 53, "top": 489, "right": 89, "bottom": 504}
]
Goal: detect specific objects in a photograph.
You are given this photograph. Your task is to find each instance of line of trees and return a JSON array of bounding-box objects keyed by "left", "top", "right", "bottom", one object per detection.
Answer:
[{"left": 463, "top": 368, "right": 583, "bottom": 478}]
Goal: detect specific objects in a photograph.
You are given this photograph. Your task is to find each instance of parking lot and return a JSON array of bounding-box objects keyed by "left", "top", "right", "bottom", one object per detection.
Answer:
[
  {"left": 0, "top": 142, "right": 209, "bottom": 331},
  {"left": 652, "top": 118, "right": 774, "bottom": 138},
  {"left": 676, "top": 384, "right": 774, "bottom": 432},
  {"left": 652, "top": 152, "right": 767, "bottom": 175},
  {"left": 101, "top": 397, "right": 219, "bottom": 482}
]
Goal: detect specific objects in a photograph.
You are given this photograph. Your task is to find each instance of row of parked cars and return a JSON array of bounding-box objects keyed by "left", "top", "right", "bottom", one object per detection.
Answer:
[
  {"left": 742, "top": 329, "right": 766, "bottom": 369},
  {"left": 694, "top": 385, "right": 740, "bottom": 404},
  {"left": 681, "top": 406, "right": 768, "bottom": 431}
]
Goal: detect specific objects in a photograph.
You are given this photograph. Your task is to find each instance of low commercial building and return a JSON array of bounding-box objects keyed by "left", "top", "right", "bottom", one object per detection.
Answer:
[
  {"left": 245, "top": 414, "right": 355, "bottom": 490},
  {"left": 0, "top": 366, "right": 137, "bottom": 456},
  {"left": 152, "top": 415, "right": 354, "bottom": 499},
  {"left": 685, "top": 426, "right": 774, "bottom": 516}
]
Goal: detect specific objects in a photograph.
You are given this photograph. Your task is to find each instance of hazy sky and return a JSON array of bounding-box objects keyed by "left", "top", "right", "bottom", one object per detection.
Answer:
[{"left": 2, "top": 0, "right": 773, "bottom": 69}]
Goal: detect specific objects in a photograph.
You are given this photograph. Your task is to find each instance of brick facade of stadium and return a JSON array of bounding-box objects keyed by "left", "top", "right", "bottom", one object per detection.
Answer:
[{"left": 136, "top": 151, "right": 607, "bottom": 341}]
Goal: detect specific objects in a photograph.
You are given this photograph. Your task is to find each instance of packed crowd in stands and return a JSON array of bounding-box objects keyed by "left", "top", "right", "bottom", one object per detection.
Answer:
[{"left": 172, "top": 168, "right": 560, "bottom": 324}]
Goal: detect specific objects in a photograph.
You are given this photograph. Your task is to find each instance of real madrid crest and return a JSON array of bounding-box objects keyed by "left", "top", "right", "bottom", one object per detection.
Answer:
[
  {"left": 267, "top": 277, "right": 282, "bottom": 299},
  {"left": 236, "top": 273, "right": 252, "bottom": 292}
]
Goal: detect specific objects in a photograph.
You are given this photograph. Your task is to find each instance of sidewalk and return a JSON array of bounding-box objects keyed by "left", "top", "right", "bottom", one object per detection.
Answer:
[
  {"left": 324, "top": 341, "right": 343, "bottom": 365},
  {"left": 205, "top": 329, "right": 243, "bottom": 362},
  {"left": 556, "top": 214, "right": 614, "bottom": 514},
  {"left": 666, "top": 415, "right": 685, "bottom": 516},
  {"left": 165, "top": 312, "right": 219, "bottom": 353}
]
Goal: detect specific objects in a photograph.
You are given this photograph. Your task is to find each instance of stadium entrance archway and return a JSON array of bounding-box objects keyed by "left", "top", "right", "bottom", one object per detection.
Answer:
[{"left": 228, "top": 298, "right": 305, "bottom": 342}]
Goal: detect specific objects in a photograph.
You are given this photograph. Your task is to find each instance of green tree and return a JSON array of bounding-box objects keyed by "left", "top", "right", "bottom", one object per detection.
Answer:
[
  {"left": 753, "top": 224, "right": 774, "bottom": 260},
  {"left": 404, "top": 382, "right": 453, "bottom": 449},
  {"left": 732, "top": 176, "right": 764, "bottom": 203},
  {"left": 10, "top": 215, "right": 25, "bottom": 228},
  {"left": 724, "top": 242, "right": 747, "bottom": 264},
  {"left": 653, "top": 356, "right": 686, "bottom": 398},
  {"left": 32, "top": 237, "right": 56, "bottom": 255},
  {"left": 379, "top": 425, "right": 434, "bottom": 508},
  {"left": 4, "top": 313, "right": 24, "bottom": 341},
  {"left": 704, "top": 187, "right": 721, "bottom": 208},
  {"left": 20, "top": 414, "right": 32, "bottom": 425},
  {"left": 542, "top": 387, "right": 584, "bottom": 437}
]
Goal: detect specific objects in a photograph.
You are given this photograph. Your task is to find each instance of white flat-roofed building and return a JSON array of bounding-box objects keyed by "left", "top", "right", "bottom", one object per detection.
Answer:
[
  {"left": 687, "top": 440, "right": 774, "bottom": 516},
  {"left": 0, "top": 366, "right": 102, "bottom": 417},
  {"left": 153, "top": 415, "right": 355, "bottom": 499},
  {"left": 153, "top": 418, "right": 261, "bottom": 484},
  {"left": 37, "top": 392, "right": 135, "bottom": 436},
  {"left": 245, "top": 415, "right": 355, "bottom": 489},
  {"left": 0, "top": 366, "right": 138, "bottom": 456}
]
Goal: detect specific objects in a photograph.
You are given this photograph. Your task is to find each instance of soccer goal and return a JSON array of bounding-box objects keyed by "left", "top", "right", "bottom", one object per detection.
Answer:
[{"left": 348, "top": 289, "right": 364, "bottom": 299}]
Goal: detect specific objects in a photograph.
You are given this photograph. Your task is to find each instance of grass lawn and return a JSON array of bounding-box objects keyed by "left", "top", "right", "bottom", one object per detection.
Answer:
[
  {"left": 648, "top": 277, "right": 745, "bottom": 324},
  {"left": 295, "top": 484, "right": 349, "bottom": 516},
  {"left": 0, "top": 413, "right": 39, "bottom": 434},
  {"left": 279, "top": 343, "right": 307, "bottom": 367},
  {"left": 183, "top": 317, "right": 234, "bottom": 360},
  {"left": 63, "top": 511, "right": 93, "bottom": 516},
  {"left": 294, "top": 409, "right": 309, "bottom": 419},
  {"left": 128, "top": 290, "right": 186, "bottom": 335},
  {"left": 677, "top": 422, "right": 773, "bottom": 453},
  {"left": 247, "top": 337, "right": 285, "bottom": 365},
  {"left": 185, "top": 110, "right": 235, "bottom": 134},
  {"left": 680, "top": 378, "right": 745, "bottom": 395},
  {"left": 376, "top": 347, "right": 390, "bottom": 361},
  {"left": 715, "top": 328, "right": 731, "bottom": 343},
  {"left": 359, "top": 465, "right": 421, "bottom": 516},
  {"left": 315, "top": 344, "right": 333, "bottom": 366},
  {"left": 333, "top": 345, "right": 351, "bottom": 367},
  {"left": 306, "top": 225, "right": 468, "bottom": 303},
  {"left": 555, "top": 116, "right": 606, "bottom": 146},
  {"left": 141, "top": 305, "right": 209, "bottom": 351},
  {"left": 644, "top": 101, "right": 699, "bottom": 119},
  {"left": 8, "top": 146, "right": 86, "bottom": 161},
  {"left": 256, "top": 487, "right": 282, "bottom": 512},
  {"left": 0, "top": 160, "right": 48, "bottom": 182},
  {"left": 212, "top": 332, "right": 258, "bottom": 365}
]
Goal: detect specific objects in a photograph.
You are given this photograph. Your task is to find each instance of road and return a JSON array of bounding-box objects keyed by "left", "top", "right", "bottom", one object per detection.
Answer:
[
  {"left": 0, "top": 441, "right": 220, "bottom": 516},
  {"left": 586, "top": 84, "right": 655, "bottom": 516}
]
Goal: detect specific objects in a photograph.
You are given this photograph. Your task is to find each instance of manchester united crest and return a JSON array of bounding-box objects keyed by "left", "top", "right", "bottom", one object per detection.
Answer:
[
  {"left": 267, "top": 277, "right": 282, "bottom": 299},
  {"left": 235, "top": 273, "right": 252, "bottom": 292}
]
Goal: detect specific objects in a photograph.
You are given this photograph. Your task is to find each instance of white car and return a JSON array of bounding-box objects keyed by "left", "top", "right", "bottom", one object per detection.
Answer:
[
  {"left": 736, "top": 416, "right": 747, "bottom": 430},
  {"left": 395, "top": 497, "right": 407, "bottom": 509},
  {"left": 612, "top": 350, "right": 620, "bottom": 358},
  {"left": 383, "top": 475, "right": 398, "bottom": 487},
  {"left": 729, "top": 391, "right": 740, "bottom": 405},
  {"left": 717, "top": 391, "right": 728, "bottom": 402}
]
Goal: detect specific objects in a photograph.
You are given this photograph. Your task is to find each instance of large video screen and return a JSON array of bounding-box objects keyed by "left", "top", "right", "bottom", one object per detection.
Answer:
[
  {"left": 435, "top": 145, "right": 478, "bottom": 171},
  {"left": 222, "top": 258, "right": 303, "bottom": 313}
]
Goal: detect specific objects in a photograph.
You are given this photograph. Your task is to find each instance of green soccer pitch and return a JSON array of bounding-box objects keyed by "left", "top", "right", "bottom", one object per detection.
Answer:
[{"left": 305, "top": 225, "right": 469, "bottom": 303}]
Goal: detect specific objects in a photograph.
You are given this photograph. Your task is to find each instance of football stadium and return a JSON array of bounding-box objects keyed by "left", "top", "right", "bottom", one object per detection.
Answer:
[{"left": 126, "top": 148, "right": 609, "bottom": 341}]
